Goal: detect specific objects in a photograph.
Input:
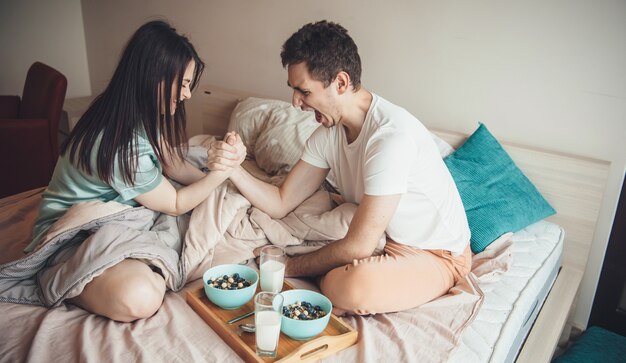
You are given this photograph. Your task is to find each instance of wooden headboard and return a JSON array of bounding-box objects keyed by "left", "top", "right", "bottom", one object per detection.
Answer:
[{"left": 187, "top": 83, "right": 611, "bottom": 361}]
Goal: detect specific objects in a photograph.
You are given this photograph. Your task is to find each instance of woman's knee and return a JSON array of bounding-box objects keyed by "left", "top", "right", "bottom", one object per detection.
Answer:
[
  {"left": 73, "top": 260, "right": 166, "bottom": 322},
  {"left": 112, "top": 271, "right": 166, "bottom": 321}
]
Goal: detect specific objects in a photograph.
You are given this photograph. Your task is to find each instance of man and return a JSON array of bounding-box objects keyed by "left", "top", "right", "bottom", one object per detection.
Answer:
[{"left": 209, "top": 20, "right": 471, "bottom": 315}]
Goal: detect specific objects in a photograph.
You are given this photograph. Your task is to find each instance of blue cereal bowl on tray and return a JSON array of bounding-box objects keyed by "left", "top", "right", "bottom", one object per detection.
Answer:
[
  {"left": 203, "top": 264, "right": 258, "bottom": 310},
  {"left": 280, "top": 289, "right": 332, "bottom": 340}
]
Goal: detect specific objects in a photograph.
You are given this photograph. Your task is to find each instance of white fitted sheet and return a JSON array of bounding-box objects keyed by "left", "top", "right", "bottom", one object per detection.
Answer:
[{"left": 450, "top": 220, "right": 564, "bottom": 363}]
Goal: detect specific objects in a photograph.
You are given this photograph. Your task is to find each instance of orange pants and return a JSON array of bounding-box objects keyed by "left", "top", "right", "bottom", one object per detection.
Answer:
[{"left": 320, "top": 240, "right": 472, "bottom": 315}]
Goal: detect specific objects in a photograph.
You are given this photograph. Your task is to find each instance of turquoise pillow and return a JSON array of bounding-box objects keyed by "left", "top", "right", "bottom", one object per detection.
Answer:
[{"left": 444, "top": 123, "right": 556, "bottom": 253}]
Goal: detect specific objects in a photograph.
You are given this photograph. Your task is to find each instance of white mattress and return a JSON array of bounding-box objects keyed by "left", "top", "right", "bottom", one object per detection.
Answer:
[{"left": 450, "top": 220, "right": 564, "bottom": 363}]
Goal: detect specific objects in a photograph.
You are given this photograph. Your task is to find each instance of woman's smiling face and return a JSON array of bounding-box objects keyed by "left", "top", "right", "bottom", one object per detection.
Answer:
[{"left": 161, "top": 60, "right": 196, "bottom": 116}]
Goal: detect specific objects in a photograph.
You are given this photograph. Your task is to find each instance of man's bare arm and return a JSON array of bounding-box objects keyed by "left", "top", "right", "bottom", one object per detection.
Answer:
[
  {"left": 226, "top": 159, "right": 329, "bottom": 219},
  {"left": 284, "top": 193, "right": 401, "bottom": 277}
]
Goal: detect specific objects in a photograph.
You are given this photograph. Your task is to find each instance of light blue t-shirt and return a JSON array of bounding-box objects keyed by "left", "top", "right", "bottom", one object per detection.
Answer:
[{"left": 27, "top": 133, "right": 163, "bottom": 252}]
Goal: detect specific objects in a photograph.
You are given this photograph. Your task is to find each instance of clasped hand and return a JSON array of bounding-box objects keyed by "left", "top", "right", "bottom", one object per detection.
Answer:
[{"left": 207, "top": 131, "right": 246, "bottom": 172}]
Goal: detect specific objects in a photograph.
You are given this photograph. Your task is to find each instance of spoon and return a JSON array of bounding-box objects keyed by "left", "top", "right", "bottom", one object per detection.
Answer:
[{"left": 239, "top": 323, "right": 256, "bottom": 333}]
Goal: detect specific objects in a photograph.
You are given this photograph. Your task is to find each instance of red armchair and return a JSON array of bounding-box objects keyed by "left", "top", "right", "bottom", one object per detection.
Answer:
[{"left": 0, "top": 62, "right": 67, "bottom": 198}]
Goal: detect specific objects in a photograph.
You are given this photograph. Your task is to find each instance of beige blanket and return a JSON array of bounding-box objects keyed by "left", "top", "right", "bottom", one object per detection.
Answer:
[{"left": 0, "top": 171, "right": 484, "bottom": 362}]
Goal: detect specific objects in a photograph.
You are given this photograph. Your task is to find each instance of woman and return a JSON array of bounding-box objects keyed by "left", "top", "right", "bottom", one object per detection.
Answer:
[{"left": 28, "top": 20, "right": 245, "bottom": 322}]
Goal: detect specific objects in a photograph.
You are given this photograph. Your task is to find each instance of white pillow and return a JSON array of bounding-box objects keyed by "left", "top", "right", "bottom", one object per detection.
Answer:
[{"left": 227, "top": 97, "right": 319, "bottom": 176}]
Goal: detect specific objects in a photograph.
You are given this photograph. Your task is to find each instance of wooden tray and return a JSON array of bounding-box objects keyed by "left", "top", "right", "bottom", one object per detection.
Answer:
[{"left": 186, "top": 280, "right": 358, "bottom": 362}]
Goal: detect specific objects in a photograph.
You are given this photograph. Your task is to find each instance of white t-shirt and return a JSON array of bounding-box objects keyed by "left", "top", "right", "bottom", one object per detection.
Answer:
[{"left": 301, "top": 93, "right": 470, "bottom": 254}]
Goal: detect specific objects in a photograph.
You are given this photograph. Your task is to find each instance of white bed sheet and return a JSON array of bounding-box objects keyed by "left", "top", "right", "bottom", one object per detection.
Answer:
[{"left": 450, "top": 220, "right": 564, "bottom": 363}]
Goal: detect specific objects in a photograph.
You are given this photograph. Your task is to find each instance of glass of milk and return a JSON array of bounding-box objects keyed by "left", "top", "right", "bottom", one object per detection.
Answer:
[
  {"left": 254, "top": 291, "right": 284, "bottom": 358},
  {"left": 260, "top": 246, "right": 286, "bottom": 293}
]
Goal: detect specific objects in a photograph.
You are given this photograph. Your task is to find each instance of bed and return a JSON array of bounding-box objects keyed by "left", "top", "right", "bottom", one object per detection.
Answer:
[{"left": 0, "top": 84, "right": 610, "bottom": 363}]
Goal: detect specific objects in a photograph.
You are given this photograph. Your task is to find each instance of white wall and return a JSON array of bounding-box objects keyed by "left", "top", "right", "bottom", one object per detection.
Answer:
[
  {"left": 0, "top": 0, "right": 91, "bottom": 98},
  {"left": 9, "top": 0, "right": 626, "bottom": 329}
]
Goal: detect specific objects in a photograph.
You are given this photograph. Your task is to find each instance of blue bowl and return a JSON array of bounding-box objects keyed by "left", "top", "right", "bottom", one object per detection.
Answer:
[
  {"left": 203, "top": 264, "right": 258, "bottom": 310},
  {"left": 280, "top": 289, "right": 332, "bottom": 340}
]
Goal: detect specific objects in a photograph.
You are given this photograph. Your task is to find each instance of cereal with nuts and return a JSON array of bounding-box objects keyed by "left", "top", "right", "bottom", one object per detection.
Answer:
[
  {"left": 207, "top": 273, "right": 252, "bottom": 290},
  {"left": 282, "top": 300, "right": 327, "bottom": 320}
]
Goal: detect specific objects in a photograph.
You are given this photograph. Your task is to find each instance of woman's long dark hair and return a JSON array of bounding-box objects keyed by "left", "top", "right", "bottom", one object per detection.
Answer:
[{"left": 62, "top": 20, "right": 205, "bottom": 185}]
